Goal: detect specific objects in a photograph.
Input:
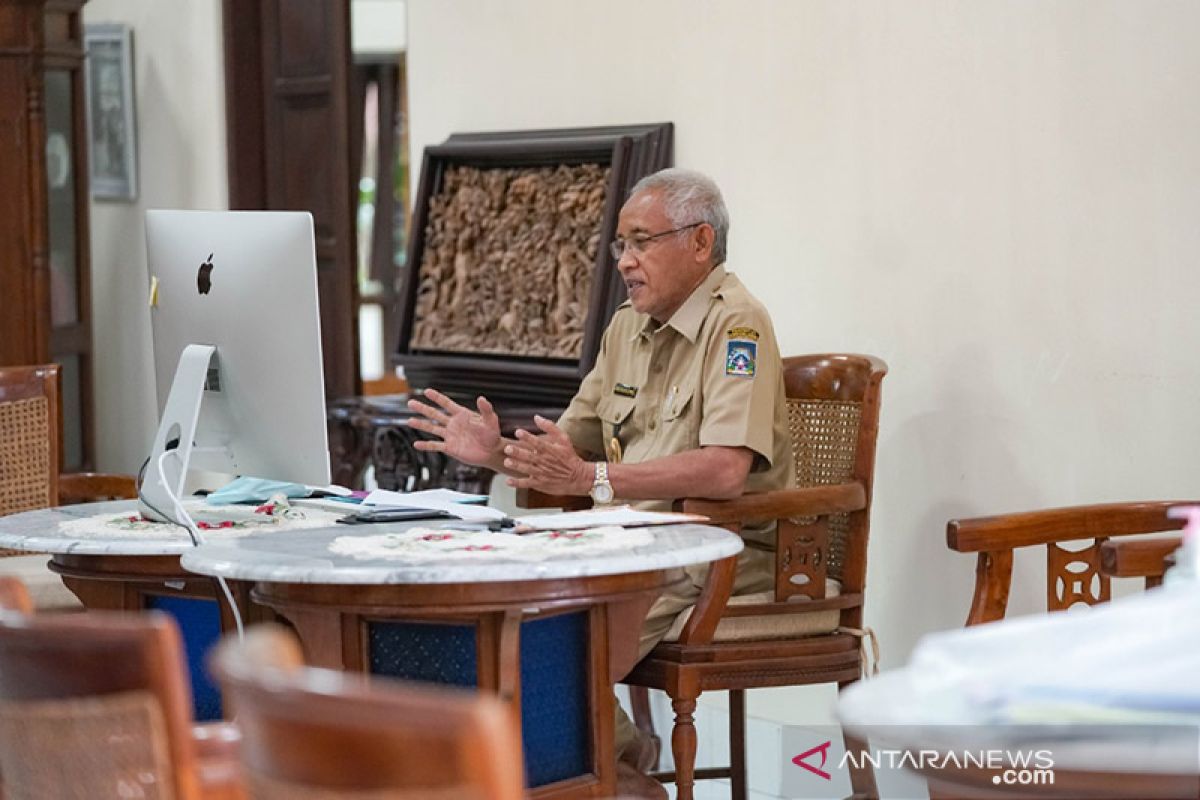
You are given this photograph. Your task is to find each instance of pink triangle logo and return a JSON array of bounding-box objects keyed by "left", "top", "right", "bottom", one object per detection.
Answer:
[{"left": 792, "top": 740, "right": 833, "bottom": 780}]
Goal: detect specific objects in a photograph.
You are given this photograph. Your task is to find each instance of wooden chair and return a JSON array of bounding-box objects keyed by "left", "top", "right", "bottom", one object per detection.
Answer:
[
  {"left": 0, "top": 576, "right": 33, "bottom": 615},
  {"left": 0, "top": 365, "right": 63, "bottom": 519},
  {"left": 924, "top": 502, "right": 1193, "bottom": 800},
  {"left": 622, "top": 354, "right": 887, "bottom": 800},
  {"left": 0, "top": 363, "right": 137, "bottom": 519},
  {"left": 946, "top": 501, "right": 1193, "bottom": 626},
  {"left": 0, "top": 365, "right": 137, "bottom": 609},
  {"left": 211, "top": 624, "right": 526, "bottom": 800},
  {"left": 0, "top": 605, "right": 244, "bottom": 800}
]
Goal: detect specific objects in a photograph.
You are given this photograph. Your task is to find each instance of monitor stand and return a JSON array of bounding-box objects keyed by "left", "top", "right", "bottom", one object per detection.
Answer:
[{"left": 139, "top": 344, "right": 217, "bottom": 524}]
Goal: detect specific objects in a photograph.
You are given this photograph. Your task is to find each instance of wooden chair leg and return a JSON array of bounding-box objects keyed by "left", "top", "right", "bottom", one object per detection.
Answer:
[
  {"left": 629, "top": 685, "right": 660, "bottom": 771},
  {"left": 671, "top": 696, "right": 698, "bottom": 800},
  {"left": 729, "top": 688, "right": 747, "bottom": 800}
]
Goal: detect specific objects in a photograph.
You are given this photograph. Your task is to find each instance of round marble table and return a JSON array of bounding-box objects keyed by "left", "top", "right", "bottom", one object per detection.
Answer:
[
  {"left": 0, "top": 499, "right": 284, "bottom": 721},
  {"left": 180, "top": 522, "right": 742, "bottom": 798}
]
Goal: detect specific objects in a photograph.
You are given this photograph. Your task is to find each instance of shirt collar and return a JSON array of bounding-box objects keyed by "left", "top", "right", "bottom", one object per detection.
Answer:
[{"left": 629, "top": 264, "right": 727, "bottom": 343}]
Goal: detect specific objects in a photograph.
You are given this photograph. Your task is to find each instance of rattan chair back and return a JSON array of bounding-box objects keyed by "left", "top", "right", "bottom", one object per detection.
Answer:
[
  {"left": 0, "top": 610, "right": 201, "bottom": 800},
  {"left": 782, "top": 354, "right": 886, "bottom": 591},
  {"left": 0, "top": 365, "right": 60, "bottom": 518}
]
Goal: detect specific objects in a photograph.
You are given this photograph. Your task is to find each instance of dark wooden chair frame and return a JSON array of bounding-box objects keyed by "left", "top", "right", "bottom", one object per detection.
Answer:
[{"left": 0, "top": 603, "right": 244, "bottom": 799}]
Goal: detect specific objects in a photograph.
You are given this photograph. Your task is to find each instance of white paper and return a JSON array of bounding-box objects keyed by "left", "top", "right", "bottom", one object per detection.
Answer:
[
  {"left": 513, "top": 505, "right": 708, "bottom": 531},
  {"left": 364, "top": 488, "right": 489, "bottom": 506},
  {"left": 362, "top": 488, "right": 505, "bottom": 521}
]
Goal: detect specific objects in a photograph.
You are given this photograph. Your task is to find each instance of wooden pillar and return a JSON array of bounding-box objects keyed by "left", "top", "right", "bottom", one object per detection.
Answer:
[{"left": 0, "top": 0, "right": 51, "bottom": 366}]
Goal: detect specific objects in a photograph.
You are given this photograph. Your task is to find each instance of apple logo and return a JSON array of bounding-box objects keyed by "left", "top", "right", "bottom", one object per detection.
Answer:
[{"left": 197, "top": 253, "right": 214, "bottom": 295}]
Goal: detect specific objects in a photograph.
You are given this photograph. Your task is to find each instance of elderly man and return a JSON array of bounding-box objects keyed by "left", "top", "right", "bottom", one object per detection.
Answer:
[{"left": 407, "top": 168, "right": 793, "bottom": 798}]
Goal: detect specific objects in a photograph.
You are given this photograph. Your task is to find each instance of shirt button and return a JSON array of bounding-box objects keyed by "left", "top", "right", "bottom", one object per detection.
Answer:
[
  {"left": 652, "top": 364, "right": 663, "bottom": 374},
  {"left": 649, "top": 420, "right": 657, "bottom": 431}
]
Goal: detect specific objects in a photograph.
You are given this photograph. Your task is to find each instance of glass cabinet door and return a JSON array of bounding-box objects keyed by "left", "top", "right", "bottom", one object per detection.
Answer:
[{"left": 44, "top": 60, "right": 93, "bottom": 471}]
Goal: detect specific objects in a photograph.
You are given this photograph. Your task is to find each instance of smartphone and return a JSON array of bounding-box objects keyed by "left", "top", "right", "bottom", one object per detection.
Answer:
[{"left": 336, "top": 508, "right": 455, "bottom": 525}]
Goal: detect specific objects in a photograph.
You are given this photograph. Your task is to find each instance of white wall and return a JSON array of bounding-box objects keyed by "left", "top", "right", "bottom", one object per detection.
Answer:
[
  {"left": 407, "top": 0, "right": 1200, "bottom": 717},
  {"left": 84, "top": 0, "right": 228, "bottom": 473}
]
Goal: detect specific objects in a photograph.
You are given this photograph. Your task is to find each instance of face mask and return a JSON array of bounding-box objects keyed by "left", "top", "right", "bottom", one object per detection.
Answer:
[{"left": 205, "top": 475, "right": 310, "bottom": 505}]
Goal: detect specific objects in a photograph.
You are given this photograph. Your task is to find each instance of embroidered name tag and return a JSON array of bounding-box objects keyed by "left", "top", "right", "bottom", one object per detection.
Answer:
[
  {"left": 726, "top": 340, "right": 757, "bottom": 377},
  {"left": 727, "top": 326, "right": 760, "bottom": 341},
  {"left": 613, "top": 383, "right": 638, "bottom": 398}
]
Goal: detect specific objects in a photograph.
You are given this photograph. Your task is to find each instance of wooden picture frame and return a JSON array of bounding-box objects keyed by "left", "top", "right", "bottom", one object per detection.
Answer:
[
  {"left": 84, "top": 23, "right": 138, "bottom": 201},
  {"left": 395, "top": 123, "right": 673, "bottom": 408}
]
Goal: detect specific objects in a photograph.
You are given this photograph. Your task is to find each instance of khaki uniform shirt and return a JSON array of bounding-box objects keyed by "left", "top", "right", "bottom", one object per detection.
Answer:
[{"left": 558, "top": 265, "right": 794, "bottom": 548}]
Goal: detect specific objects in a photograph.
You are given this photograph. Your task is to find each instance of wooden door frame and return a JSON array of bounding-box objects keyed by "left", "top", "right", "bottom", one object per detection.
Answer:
[{"left": 221, "top": 0, "right": 360, "bottom": 399}]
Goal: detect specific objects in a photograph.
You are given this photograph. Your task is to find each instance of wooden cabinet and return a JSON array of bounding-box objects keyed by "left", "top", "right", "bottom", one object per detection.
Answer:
[{"left": 0, "top": 0, "right": 95, "bottom": 471}]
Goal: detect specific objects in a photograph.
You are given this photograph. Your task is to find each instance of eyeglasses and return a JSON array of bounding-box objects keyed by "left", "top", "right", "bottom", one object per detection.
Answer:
[{"left": 608, "top": 222, "right": 703, "bottom": 260}]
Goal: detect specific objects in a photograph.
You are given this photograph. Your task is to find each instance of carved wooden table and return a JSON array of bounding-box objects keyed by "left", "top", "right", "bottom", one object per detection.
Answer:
[
  {"left": 328, "top": 394, "right": 565, "bottom": 493},
  {"left": 180, "top": 522, "right": 742, "bottom": 798}
]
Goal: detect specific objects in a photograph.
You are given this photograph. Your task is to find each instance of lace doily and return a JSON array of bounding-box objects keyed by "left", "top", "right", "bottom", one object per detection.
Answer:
[
  {"left": 58, "top": 499, "right": 344, "bottom": 541},
  {"left": 329, "top": 525, "right": 654, "bottom": 562}
]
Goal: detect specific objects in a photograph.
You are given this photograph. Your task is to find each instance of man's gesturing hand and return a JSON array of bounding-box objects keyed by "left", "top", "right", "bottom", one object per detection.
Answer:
[
  {"left": 406, "top": 389, "right": 502, "bottom": 468},
  {"left": 503, "top": 415, "right": 593, "bottom": 496}
]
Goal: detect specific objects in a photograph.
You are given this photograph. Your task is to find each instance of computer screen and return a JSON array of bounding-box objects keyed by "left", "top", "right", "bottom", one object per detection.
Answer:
[{"left": 140, "top": 210, "right": 330, "bottom": 522}]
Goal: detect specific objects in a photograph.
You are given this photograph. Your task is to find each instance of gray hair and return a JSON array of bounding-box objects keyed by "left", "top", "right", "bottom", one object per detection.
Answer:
[{"left": 628, "top": 168, "right": 730, "bottom": 266}]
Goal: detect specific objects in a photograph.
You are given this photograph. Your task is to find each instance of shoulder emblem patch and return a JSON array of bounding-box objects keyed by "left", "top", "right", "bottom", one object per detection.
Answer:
[
  {"left": 613, "top": 383, "right": 638, "bottom": 398},
  {"left": 725, "top": 339, "right": 757, "bottom": 378},
  {"left": 726, "top": 326, "right": 760, "bottom": 341}
]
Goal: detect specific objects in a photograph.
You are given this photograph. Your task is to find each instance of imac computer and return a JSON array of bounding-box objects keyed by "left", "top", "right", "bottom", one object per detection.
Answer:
[{"left": 140, "top": 210, "right": 330, "bottom": 524}]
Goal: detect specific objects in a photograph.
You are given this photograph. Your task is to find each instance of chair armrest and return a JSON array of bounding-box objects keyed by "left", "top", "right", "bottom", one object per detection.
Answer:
[
  {"left": 674, "top": 554, "right": 739, "bottom": 646},
  {"left": 668, "top": 484, "right": 867, "bottom": 643},
  {"left": 947, "top": 501, "right": 1191, "bottom": 553},
  {"left": 514, "top": 488, "right": 592, "bottom": 511},
  {"left": 57, "top": 472, "right": 138, "bottom": 505},
  {"left": 1100, "top": 535, "right": 1182, "bottom": 580},
  {"left": 678, "top": 482, "right": 866, "bottom": 526}
]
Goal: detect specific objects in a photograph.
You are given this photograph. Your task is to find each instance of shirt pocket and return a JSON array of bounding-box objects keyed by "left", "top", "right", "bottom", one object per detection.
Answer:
[
  {"left": 596, "top": 395, "right": 637, "bottom": 459},
  {"left": 661, "top": 384, "right": 697, "bottom": 433}
]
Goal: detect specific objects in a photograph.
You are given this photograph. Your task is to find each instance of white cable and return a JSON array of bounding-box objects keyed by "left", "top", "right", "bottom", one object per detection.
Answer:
[{"left": 156, "top": 450, "right": 245, "bottom": 640}]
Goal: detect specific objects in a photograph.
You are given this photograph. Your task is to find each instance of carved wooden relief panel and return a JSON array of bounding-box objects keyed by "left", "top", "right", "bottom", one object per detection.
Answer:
[
  {"left": 411, "top": 163, "right": 609, "bottom": 360},
  {"left": 396, "top": 124, "right": 673, "bottom": 408}
]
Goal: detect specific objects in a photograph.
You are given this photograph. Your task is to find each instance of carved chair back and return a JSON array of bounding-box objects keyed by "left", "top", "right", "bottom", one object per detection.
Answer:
[
  {"left": 0, "top": 365, "right": 60, "bottom": 516},
  {"left": 212, "top": 625, "right": 525, "bottom": 800},
  {"left": 0, "top": 610, "right": 202, "bottom": 799},
  {"left": 680, "top": 354, "right": 887, "bottom": 631},
  {"left": 947, "top": 501, "right": 1193, "bottom": 626},
  {"left": 781, "top": 354, "right": 886, "bottom": 603}
]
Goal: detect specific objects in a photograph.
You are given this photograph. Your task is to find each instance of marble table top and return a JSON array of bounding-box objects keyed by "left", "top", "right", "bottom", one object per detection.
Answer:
[
  {"left": 0, "top": 500, "right": 206, "bottom": 556},
  {"left": 0, "top": 500, "right": 743, "bottom": 584},
  {"left": 179, "top": 522, "right": 743, "bottom": 584}
]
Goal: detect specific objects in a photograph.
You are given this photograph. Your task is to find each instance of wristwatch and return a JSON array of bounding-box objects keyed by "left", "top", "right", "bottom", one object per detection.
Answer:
[{"left": 589, "top": 462, "right": 614, "bottom": 506}]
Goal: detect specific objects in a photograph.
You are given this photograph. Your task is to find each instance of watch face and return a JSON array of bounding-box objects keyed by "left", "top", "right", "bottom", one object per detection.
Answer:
[{"left": 592, "top": 483, "right": 614, "bottom": 504}]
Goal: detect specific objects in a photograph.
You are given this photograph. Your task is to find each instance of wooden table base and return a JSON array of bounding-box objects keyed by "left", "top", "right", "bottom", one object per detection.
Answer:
[{"left": 252, "top": 569, "right": 682, "bottom": 799}]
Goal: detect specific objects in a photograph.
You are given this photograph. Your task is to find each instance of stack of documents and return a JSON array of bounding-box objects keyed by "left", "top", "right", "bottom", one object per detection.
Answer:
[
  {"left": 511, "top": 507, "right": 708, "bottom": 531},
  {"left": 361, "top": 489, "right": 503, "bottom": 522}
]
